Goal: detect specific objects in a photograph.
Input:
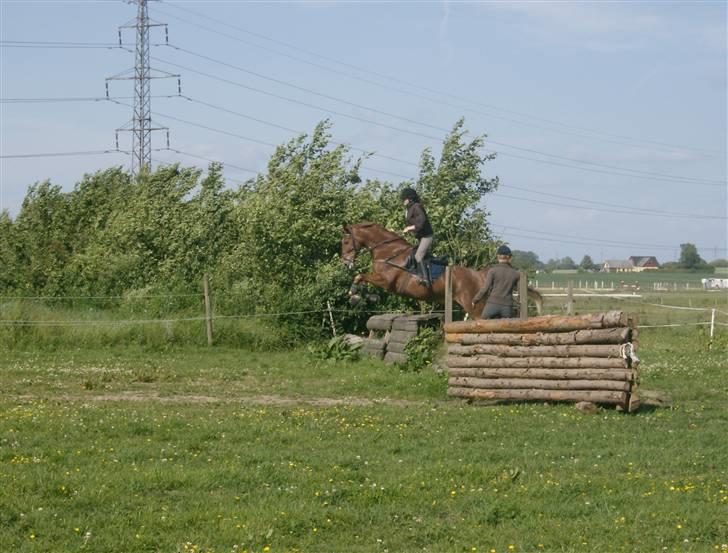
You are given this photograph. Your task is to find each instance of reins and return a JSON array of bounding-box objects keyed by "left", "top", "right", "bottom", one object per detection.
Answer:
[{"left": 344, "top": 231, "right": 410, "bottom": 262}]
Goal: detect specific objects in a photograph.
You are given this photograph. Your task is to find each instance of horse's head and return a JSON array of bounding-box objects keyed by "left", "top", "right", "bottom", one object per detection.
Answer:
[{"left": 341, "top": 225, "right": 358, "bottom": 269}]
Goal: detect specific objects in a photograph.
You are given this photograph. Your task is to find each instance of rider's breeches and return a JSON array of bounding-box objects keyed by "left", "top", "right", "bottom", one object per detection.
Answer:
[{"left": 415, "top": 236, "right": 433, "bottom": 263}]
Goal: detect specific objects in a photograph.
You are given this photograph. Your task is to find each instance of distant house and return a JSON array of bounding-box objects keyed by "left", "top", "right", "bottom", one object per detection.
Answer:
[
  {"left": 602, "top": 256, "right": 660, "bottom": 273},
  {"left": 629, "top": 256, "right": 660, "bottom": 271},
  {"left": 602, "top": 260, "right": 633, "bottom": 273}
]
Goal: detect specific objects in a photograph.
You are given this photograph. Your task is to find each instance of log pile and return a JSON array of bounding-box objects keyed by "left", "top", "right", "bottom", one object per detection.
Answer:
[
  {"left": 362, "top": 313, "right": 443, "bottom": 364},
  {"left": 444, "top": 311, "right": 640, "bottom": 411}
]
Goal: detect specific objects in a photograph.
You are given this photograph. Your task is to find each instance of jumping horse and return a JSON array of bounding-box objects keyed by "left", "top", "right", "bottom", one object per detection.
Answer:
[{"left": 341, "top": 222, "right": 543, "bottom": 319}]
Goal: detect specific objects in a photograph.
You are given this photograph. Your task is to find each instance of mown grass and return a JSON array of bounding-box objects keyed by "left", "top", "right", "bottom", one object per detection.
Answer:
[{"left": 1, "top": 327, "right": 727, "bottom": 553}]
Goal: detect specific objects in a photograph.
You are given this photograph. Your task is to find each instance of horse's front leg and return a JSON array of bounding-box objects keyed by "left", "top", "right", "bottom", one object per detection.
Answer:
[
  {"left": 354, "top": 272, "right": 393, "bottom": 291},
  {"left": 349, "top": 272, "right": 393, "bottom": 305}
]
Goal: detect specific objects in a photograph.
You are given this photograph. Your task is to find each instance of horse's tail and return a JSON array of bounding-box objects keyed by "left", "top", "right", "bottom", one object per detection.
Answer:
[{"left": 527, "top": 287, "right": 544, "bottom": 315}]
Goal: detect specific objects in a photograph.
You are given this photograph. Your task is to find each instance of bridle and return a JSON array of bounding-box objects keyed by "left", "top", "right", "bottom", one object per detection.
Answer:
[{"left": 342, "top": 229, "right": 410, "bottom": 267}]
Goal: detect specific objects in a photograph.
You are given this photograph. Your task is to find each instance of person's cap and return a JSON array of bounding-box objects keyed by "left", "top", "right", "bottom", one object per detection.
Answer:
[{"left": 496, "top": 245, "right": 512, "bottom": 256}]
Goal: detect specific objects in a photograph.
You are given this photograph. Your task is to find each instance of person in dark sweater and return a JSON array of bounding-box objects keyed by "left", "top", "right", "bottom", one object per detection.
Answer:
[
  {"left": 400, "top": 187, "right": 434, "bottom": 286},
  {"left": 472, "top": 245, "right": 520, "bottom": 319}
]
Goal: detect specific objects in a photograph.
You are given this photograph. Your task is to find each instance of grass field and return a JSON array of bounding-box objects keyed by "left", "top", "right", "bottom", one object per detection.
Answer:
[
  {"left": 1, "top": 326, "right": 727, "bottom": 553},
  {"left": 528, "top": 271, "right": 717, "bottom": 289}
]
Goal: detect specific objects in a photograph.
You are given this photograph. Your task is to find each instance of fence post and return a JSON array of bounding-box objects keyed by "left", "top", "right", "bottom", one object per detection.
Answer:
[
  {"left": 203, "top": 274, "right": 213, "bottom": 346},
  {"left": 710, "top": 308, "right": 716, "bottom": 349},
  {"left": 566, "top": 280, "right": 574, "bottom": 315},
  {"left": 519, "top": 271, "right": 528, "bottom": 321},
  {"left": 445, "top": 266, "right": 453, "bottom": 325},
  {"left": 326, "top": 300, "right": 337, "bottom": 337}
]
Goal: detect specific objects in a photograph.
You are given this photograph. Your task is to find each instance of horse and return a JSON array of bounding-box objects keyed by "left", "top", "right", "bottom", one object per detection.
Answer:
[{"left": 341, "top": 222, "right": 543, "bottom": 319}]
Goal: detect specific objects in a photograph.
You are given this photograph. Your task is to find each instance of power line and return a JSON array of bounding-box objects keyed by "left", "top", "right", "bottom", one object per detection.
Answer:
[
  {"left": 481, "top": 148, "right": 725, "bottom": 186},
  {"left": 6, "top": 91, "right": 719, "bottom": 186},
  {"left": 500, "top": 184, "right": 725, "bottom": 220},
  {"left": 0, "top": 95, "right": 179, "bottom": 103},
  {"left": 151, "top": 53, "right": 724, "bottom": 187},
  {"left": 156, "top": 148, "right": 258, "bottom": 174},
  {"left": 493, "top": 223, "right": 725, "bottom": 252},
  {"left": 177, "top": 95, "right": 418, "bottom": 169},
  {"left": 491, "top": 192, "right": 726, "bottom": 220},
  {"left": 0, "top": 40, "right": 130, "bottom": 50},
  {"left": 154, "top": 1, "right": 725, "bottom": 159},
  {"left": 1, "top": 149, "right": 128, "bottom": 159}
]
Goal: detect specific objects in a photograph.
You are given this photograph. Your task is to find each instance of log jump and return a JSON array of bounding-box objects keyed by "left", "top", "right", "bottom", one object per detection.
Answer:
[{"left": 444, "top": 310, "right": 640, "bottom": 411}]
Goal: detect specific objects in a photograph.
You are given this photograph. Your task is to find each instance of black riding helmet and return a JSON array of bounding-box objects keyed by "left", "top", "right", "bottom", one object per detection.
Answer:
[{"left": 399, "top": 187, "right": 419, "bottom": 202}]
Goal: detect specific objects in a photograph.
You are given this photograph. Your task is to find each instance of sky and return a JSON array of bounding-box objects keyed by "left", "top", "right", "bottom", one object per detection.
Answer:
[{"left": 1, "top": 0, "right": 726, "bottom": 264}]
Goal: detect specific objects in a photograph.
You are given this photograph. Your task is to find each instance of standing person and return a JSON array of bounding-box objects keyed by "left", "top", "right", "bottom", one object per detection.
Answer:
[
  {"left": 472, "top": 245, "right": 520, "bottom": 319},
  {"left": 400, "top": 187, "right": 434, "bottom": 286}
]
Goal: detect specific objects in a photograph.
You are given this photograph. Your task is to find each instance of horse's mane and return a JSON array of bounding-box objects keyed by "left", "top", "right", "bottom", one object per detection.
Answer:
[{"left": 350, "top": 222, "right": 410, "bottom": 246}]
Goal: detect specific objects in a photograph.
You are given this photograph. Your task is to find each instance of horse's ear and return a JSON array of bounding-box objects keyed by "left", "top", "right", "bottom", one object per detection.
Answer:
[{"left": 342, "top": 224, "right": 349, "bottom": 233}]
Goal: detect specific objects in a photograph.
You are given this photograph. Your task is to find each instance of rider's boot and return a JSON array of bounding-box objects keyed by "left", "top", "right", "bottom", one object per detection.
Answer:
[{"left": 416, "top": 261, "right": 431, "bottom": 287}]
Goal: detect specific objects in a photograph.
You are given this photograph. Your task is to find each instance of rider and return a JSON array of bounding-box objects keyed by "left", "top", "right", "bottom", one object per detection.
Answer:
[
  {"left": 471, "top": 245, "right": 520, "bottom": 319},
  {"left": 400, "top": 187, "right": 433, "bottom": 287}
]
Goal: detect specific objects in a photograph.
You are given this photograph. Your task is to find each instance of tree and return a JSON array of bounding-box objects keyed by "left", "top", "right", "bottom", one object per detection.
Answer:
[
  {"left": 678, "top": 243, "right": 710, "bottom": 270},
  {"left": 11, "top": 180, "right": 74, "bottom": 293},
  {"left": 579, "top": 255, "right": 596, "bottom": 271},
  {"left": 511, "top": 250, "right": 543, "bottom": 272},
  {"left": 0, "top": 211, "right": 18, "bottom": 292},
  {"left": 559, "top": 256, "right": 577, "bottom": 270},
  {"left": 415, "top": 118, "right": 499, "bottom": 267}
]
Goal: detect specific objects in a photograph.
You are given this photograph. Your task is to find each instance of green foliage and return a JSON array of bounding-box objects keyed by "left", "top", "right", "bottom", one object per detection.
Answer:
[
  {"left": 579, "top": 254, "right": 596, "bottom": 271},
  {"left": 678, "top": 242, "right": 712, "bottom": 271},
  {"left": 398, "top": 326, "right": 443, "bottom": 372},
  {"left": 511, "top": 250, "right": 544, "bottom": 272},
  {"left": 2, "top": 118, "right": 503, "bottom": 342},
  {"left": 545, "top": 256, "right": 578, "bottom": 271},
  {"left": 414, "top": 118, "right": 499, "bottom": 266},
  {"left": 307, "top": 335, "right": 362, "bottom": 361}
]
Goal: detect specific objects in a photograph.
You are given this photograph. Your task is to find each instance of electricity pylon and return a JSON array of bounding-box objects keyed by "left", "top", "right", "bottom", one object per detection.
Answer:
[{"left": 107, "top": 0, "right": 180, "bottom": 176}]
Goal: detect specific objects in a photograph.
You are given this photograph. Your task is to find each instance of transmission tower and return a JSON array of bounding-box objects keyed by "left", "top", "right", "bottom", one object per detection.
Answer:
[{"left": 107, "top": 0, "right": 180, "bottom": 176}]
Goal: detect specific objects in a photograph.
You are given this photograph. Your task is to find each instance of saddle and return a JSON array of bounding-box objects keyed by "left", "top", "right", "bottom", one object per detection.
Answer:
[{"left": 404, "top": 250, "right": 449, "bottom": 282}]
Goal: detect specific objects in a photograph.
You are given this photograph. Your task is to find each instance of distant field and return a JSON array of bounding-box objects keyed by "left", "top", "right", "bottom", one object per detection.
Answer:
[
  {"left": 1, "top": 328, "right": 727, "bottom": 553},
  {"left": 528, "top": 271, "right": 716, "bottom": 289}
]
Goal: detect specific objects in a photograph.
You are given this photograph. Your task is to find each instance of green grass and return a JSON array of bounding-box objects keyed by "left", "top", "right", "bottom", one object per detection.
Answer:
[
  {"left": 1, "top": 328, "right": 727, "bottom": 553},
  {"left": 530, "top": 270, "right": 716, "bottom": 288}
]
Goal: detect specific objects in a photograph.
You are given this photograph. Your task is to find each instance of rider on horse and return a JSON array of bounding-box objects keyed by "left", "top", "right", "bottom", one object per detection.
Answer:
[{"left": 400, "top": 187, "right": 434, "bottom": 287}]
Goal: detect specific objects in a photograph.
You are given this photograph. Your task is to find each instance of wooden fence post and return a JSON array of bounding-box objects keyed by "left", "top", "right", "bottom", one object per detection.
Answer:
[
  {"left": 519, "top": 271, "right": 528, "bottom": 321},
  {"left": 445, "top": 266, "right": 453, "bottom": 325},
  {"left": 566, "top": 280, "right": 574, "bottom": 315},
  {"left": 203, "top": 274, "right": 213, "bottom": 346}
]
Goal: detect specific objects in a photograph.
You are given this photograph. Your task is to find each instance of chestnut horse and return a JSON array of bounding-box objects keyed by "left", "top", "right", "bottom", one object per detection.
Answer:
[{"left": 341, "top": 222, "right": 543, "bottom": 319}]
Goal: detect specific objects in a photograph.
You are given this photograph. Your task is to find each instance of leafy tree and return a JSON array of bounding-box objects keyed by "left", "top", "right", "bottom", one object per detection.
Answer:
[
  {"left": 511, "top": 250, "right": 543, "bottom": 272},
  {"left": 678, "top": 243, "right": 711, "bottom": 271},
  {"left": 0, "top": 210, "right": 18, "bottom": 292},
  {"left": 579, "top": 255, "right": 596, "bottom": 271},
  {"left": 414, "top": 118, "right": 499, "bottom": 267},
  {"left": 709, "top": 258, "right": 728, "bottom": 268},
  {"left": 11, "top": 180, "right": 74, "bottom": 294}
]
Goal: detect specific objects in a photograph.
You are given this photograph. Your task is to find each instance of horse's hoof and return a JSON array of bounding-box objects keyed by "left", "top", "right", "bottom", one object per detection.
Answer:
[
  {"left": 349, "top": 294, "right": 362, "bottom": 306},
  {"left": 365, "top": 294, "right": 380, "bottom": 303}
]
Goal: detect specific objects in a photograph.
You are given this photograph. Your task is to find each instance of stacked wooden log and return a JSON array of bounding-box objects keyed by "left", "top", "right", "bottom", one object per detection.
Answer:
[
  {"left": 361, "top": 314, "right": 400, "bottom": 359},
  {"left": 444, "top": 311, "right": 640, "bottom": 411},
  {"left": 361, "top": 313, "right": 443, "bottom": 364}
]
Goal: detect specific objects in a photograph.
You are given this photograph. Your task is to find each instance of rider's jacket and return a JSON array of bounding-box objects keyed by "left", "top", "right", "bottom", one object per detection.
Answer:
[{"left": 405, "top": 201, "right": 433, "bottom": 239}]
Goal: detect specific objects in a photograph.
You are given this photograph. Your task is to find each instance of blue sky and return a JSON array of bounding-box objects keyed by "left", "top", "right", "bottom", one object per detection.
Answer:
[{"left": 1, "top": 0, "right": 726, "bottom": 264}]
